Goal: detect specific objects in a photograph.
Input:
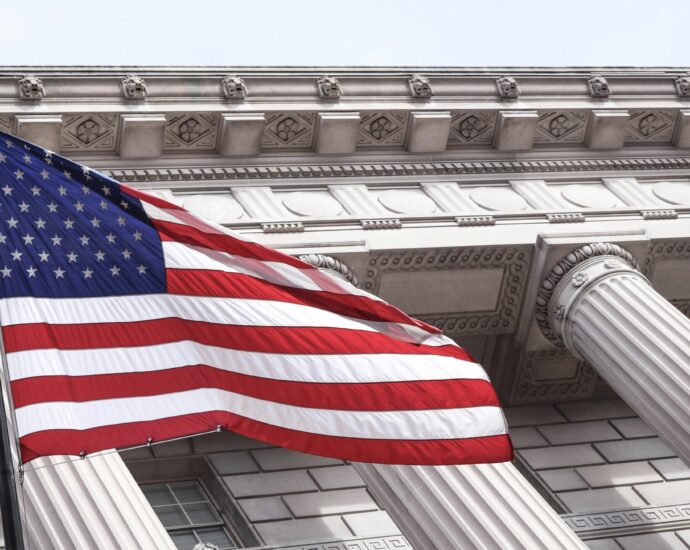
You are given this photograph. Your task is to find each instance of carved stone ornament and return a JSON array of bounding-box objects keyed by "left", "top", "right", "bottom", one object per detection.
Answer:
[
  {"left": 408, "top": 74, "right": 433, "bottom": 98},
  {"left": 298, "top": 253, "right": 359, "bottom": 287},
  {"left": 674, "top": 75, "right": 690, "bottom": 97},
  {"left": 17, "top": 76, "right": 45, "bottom": 100},
  {"left": 221, "top": 75, "right": 247, "bottom": 99},
  {"left": 535, "top": 242, "right": 640, "bottom": 346},
  {"left": 496, "top": 76, "right": 519, "bottom": 99},
  {"left": 588, "top": 75, "right": 610, "bottom": 98},
  {"left": 317, "top": 76, "right": 342, "bottom": 99},
  {"left": 121, "top": 75, "right": 148, "bottom": 100}
]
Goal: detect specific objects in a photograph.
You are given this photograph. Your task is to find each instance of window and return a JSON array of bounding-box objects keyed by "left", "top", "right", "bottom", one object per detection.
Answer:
[{"left": 142, "top": 480, "right": 239, "bottom": 550}]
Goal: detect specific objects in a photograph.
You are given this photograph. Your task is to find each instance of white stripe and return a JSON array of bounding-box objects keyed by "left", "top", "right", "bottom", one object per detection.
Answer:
[
  {"left": 15, "top": 388, "right": 506, "bottom": 440},
  {"left": 0, "top": 293, "right": 377, "bottom": 332},
  {"left": 7, "top": 340, "right": 486, "bottom": 383}
]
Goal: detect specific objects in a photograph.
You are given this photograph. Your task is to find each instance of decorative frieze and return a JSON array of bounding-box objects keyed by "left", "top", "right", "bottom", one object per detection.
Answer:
[
  {"left": 361, "top": 218, "right": 402, "bottom": 230},
  {"left": 564, "top": 505, "right": 690, "bottom": 538},
  {"left": 626, "top": 110, "right": 676, "bottom": 143},
  {"left": 365, "top": 246, "right": 531, "bottom": 335},
  {"left": 261, "top": 221, "right": 304, "bottom": 233},
  {"left": 262, "top": 112, "right": 315, "bottom": 149},
  {"left": 164, "top": 113, "right": 218, "bottom": 151},
  {"left": 547, "top": 212, "right": 585, "bottom": 223},
  {"left": 535, "top": 112, "right": 588, "bottom": 144},
  {"left": 357, "top": 112, "right": 409, "bottom": 147},
  {"left": 447, "top": 111, "right": 496, "bottom": 146},
  {"left": 61, "top": 114, "right": 118, "bottom": 152},
  {"left": 455, "top": 215, "right": 496, "bottom": 226},
  {"left": 640, "top": 209, "right": 678, "bottom": 220}
]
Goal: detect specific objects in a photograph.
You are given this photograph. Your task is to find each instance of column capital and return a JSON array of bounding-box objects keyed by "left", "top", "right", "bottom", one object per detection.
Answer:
[
  {"left": 535, "top": 243, "right": 641, "bottom": 347},
  {"left": 298, "top": 253, "right": 359, "bottom": 287}
]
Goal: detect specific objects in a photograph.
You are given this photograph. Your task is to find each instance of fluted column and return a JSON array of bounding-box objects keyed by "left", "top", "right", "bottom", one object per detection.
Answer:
[
  {"left": 21, "top": 453, "right": 175, "bottom": 549},
  {"left": 537, "top": 242, "right": 690, "bottom": 464},
  {"left": 355, "top": 462, "right": 587, "bottom": 550}
]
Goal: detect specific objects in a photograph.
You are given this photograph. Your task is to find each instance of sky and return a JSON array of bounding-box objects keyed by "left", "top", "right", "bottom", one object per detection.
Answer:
[{"left": 0, "top": 0, "right": 688, "bottom": 67}]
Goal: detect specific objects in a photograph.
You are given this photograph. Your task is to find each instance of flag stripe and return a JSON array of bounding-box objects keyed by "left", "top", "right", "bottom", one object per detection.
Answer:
[
  {"left": 2, "top": 317, "right": 470, "bottom": 361},
  {"left": 15, "top": 388, "right": 508, "bottom": 440},
  {"left": 7, "top": 340, "right": 487, "bottom": 384},
  {"left": 19, "top": 413, "right": 514, "bottom": 465},
  {"left": 10, "top": 367, "right": 499, "bottom": 410}
]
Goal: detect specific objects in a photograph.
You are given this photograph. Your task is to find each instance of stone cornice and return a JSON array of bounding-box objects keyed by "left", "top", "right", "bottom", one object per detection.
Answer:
[{"left": 103, "top": 157, "right": 690, "bottom": 182}]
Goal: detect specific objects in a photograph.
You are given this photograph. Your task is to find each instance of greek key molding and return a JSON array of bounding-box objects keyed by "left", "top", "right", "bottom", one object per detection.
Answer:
[
  {"left": 298, "top": 253, "right": 359, "bottom": 287},
  {"left": 364, "top": 246, "right": 531, "bottom": 335},
  {"left": 536, "top": 243, "right": 640, "bottom": 347},
  {"left": 104, "top": 156, "right": 690, "bottom": 183},
  {"left": 269, "top": 535, "right": 412, "bottom": 550},
  {"left": 510, "top": 348, "right": 597, "bottom": 405},
  {"left": 563, "top": 504, "right": 690, "bottom": 538}
]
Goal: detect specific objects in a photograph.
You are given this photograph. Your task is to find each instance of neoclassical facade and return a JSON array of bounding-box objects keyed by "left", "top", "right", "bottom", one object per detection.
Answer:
[{"left": 1, "top": 67, "right": 690, "bottom": 549}]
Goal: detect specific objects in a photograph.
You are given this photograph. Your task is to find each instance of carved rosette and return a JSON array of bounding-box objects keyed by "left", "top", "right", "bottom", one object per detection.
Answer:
[
  {"left": 496, "top": 76, "right": 519, "bottom": 99},
  {"left": 298, "top": 253, "right": 359, "bottom": 287},
  {"left": 18, "top": 75, "right": 45, "bottom": 100},
  {"left": 221, "top": 75, "right": 247, "bottom": 99},
  {"left": 317, "top": 76, "right": 342, "bottom": 99},
  {"left": 121, "top": 75, "right": 148, "bottom": 100},
  {"left": 408, "top": 74, "right": 433, "bottom": 98},
  {"left": 535, "top": 242, "right": 640, "bottom": 347},
  {"left": 588, "top": 75, "right": 610, "bottom": 98}
]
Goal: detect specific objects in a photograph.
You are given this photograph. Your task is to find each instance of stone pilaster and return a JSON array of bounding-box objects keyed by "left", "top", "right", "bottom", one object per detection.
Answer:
[
  {"left": 538, "top": 242, "right": 690, "bottom": 464},
  {"left": 355, "top": 462, "right": 587, "bottom": 550}
]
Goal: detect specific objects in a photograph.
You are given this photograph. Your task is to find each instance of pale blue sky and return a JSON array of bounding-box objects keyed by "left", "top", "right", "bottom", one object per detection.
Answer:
[{"left": 1, "top": 0, "right": 688, "bottom": 67}]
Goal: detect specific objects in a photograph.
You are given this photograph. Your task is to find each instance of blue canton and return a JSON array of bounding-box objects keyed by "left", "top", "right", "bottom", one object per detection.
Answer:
[{"left": 0, "top": 131, "right": 166, "bottom": 298}]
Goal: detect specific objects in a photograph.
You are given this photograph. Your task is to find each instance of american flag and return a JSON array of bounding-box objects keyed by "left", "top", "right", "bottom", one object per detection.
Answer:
[{"left": 0, "top": 131, "right": 512, "bottom": 465}]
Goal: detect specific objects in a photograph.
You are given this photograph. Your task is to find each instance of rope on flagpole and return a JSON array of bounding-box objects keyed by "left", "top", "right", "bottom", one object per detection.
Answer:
[{"left": 21, "top": 425, "right": 225, "bottom": 473}]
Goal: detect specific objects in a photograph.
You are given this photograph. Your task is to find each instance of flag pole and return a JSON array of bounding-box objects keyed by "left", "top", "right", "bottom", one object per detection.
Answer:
[{"left": 0, "top": 327, "right": 26, "bottom": 549}]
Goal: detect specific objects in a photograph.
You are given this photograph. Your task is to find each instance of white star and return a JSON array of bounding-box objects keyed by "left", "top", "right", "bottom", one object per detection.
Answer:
[
  {"left": 101, "top": 185, "right": 111, "bottom": 196},
  {"left": 22, "top": 234, "right": 35, "bottom": 246},
  {"left": 2, "top": 185, "right": 13, "bottom": 196},
  {"left": 58, "top": 185, "right": 67, "bottom": 196},
  {"left": 120, "top": 200, "right": 130, "bottom": 210},
  {"left": 81, "top": 185, "right": 90, "bottom": 194},
  {"left": 18, "top": 201, "right": 30, "bottom": 213},
  {"left": 1, "top": 266, "right": 11, "bottom": 278},
  {"left": 23, "top": 154, "right": 31, "bottom": 164},
  {"left": 82, "top": 167, "right": 92, "bottom": 181},
  {"left": 90, "top": 217, "right": 101, "bottom": 228},
  {"left": 133, "top": 231, "right": 143, "bottom": 241},
  {"left": 79, "top": 235, "right": 90, "bottom": 246},
  {"left": 63, "top": 170, "right": 72, "bottom": 179},
  {"left": 63, "top": 218, "right": 75, "bottom": 230},
  {"left": 14, "top": 170, "right": 24, "bottom": 180},
  {"left": 40, "top": 170, "right": 50, "bottom": 180},
  {"left": 74, "top": 201, "right": 85, "bottom": 212},
  {"left": 50, "top": 235, "right": 62, "bottom": 247},
  {"left": 4, "top": 139, "right": 12, "bottom": 148},
  {"left": 82, "top": 267, "right": 93, "bottom": 279},
  {"left": 38, "top": 250, "right": 50, "bottom": 262},
  {"left": 99, "top": 200, "right": 108, "bottom": 210},
  {"left": 66, "top": 251, "right": 78, "bottom": 263},
  {"left": 105, "top": 233, "right": 116, "bottom": 244},
  {"left": 53, "top": 267, "right": 65, "bottom": 279},
  {"left": 94, "top": 250, "right": 106, "bottom": 262},
  {"left": 0, "top": 234, "right": 6, "bottom": 245},
  {"left": 122, "top": 248, "right": 132, "bottom": 259},
  {"left": 6, "top": 218, "right": 18, "bottom": 229},
  {"left": 26, "top": 266, "right": 37, "bottom": 278},
  {"left": 30, "top": 185, "right": 41, "bottom": 196},
  {"left": 47, "top": 202, "right": 58, "bottom": 213},
  {"left": 35, "top": 218, "right": 47, "bottom": 230},
  {"left": 10, "top": 250, "right": 22, "bottom": 261},
  {"left": 110, "top": 265, "right": 121, "bottom": 277},
  {"left": 44, "top": 152, "right": 52, "bottom": 164},
  {"left": 0, "top": 152, "right": 6, "bottom": 163},
  {"left": 137, "top": 264, "right": 148, "bottom": 275},
  {"left": 117, "top": 216, "right": 126, "bottom": 226}
]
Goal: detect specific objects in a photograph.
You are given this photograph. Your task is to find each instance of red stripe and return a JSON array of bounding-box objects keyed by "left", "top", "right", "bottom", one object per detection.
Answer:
[
  {"left": 154, "top": 218, "right": 309, "bottom": 269},
  {"left": 2, "top": 317, "right": 471, "bottom": 362},
  {"left": 19, "top": 412, "right": 513, "bottom": 465},
  {"left": 10, "top": 366, "right": 498, "bottom": 410},
  {"left": 166, "top": 268, "right": 440, "bottom": 335}
]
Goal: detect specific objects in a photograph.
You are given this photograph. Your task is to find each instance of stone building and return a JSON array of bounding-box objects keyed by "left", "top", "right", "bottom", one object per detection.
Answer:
[{"left": 1, "top": 67, "right": 690, "bottom": 549}]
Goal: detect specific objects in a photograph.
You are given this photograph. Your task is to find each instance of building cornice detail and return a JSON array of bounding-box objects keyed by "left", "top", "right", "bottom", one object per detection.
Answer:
[{"left": 102, "top": 157, "right": 690, "bottom": 183}]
